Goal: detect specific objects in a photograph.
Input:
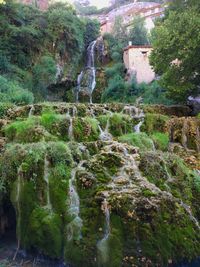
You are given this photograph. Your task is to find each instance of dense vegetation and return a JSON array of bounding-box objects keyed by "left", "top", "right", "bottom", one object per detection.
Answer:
[
  {"left": 101, "top": 17, "right": 173, "bottom": 105},
  {"left": 150, "top": 0, "right": 200, "bottom": 101},
  {"left": 0, "top": 0, "right": 99, "bottom": 103}
]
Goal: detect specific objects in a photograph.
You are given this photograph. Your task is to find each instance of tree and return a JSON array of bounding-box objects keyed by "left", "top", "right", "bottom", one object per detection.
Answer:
[
  {"left": 83, "top": 19, "right": 100, "bottom": 49},
  {"left": 128, "top": 16, "right": 149, "bottom": 46},
  {"left": 112, "top": 16, "right": 128, "bottom": 47},
  {"left": 150, "top": 0, "right": 200, "bottom": 102}
]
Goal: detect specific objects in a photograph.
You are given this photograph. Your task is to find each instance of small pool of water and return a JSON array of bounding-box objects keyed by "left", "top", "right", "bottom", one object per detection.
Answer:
[{"left": 171, "top": 258, "right": 200, "bottom": 267}]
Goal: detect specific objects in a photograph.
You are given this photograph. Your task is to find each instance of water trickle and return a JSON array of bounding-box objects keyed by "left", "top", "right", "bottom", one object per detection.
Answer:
[
  {"left": 28, "top": 105, "right": 34, "bottom": 117},
  {"left": 196, "top": 127, "right": 200, "bottom": 153},
  {"left": 55, "top": 63, "right": 63, "bottom": 82},
  {"left": 13, "top": 165, "right": 23, "bottom": 260},
  {"left": 180, "top": 201, "right": 200, "bottom": 230},
  {"left": 75, "top": 40, "right": 98, "bottom": 103},
  {"left": 97, "top": 198, "right": 111, "bottom": 266},
  {"left": 44, "top": 156, "right": 52, "bottom": 210},
  {"left": 134, "top": 119, "right": 144, "bottom": 133},
  {"left": 67, "top": 161, "right": 85, "bottom": 241},
  {"left": 66, "top": 110, "right": 74, "bottom": 142},
  {"left": 181, "top": 119, "right": 188, "bottom": 149},
  {"left": 99, "top": 117, "right": 112, "bottom": 141}
]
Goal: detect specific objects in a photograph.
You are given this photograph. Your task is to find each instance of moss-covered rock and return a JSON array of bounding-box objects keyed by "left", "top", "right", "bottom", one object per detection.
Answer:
[{"left": 1, "top": 103, "right": 200, "bottom": 267}]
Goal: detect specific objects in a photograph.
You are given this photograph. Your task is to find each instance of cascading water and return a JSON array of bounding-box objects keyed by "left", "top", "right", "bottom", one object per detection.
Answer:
[
  {"left": 97, "top": 198, "right": 111, "bottom": 266},
  {"left": 134, "top": 119, "right": 144, "bottom": 133},
  {"left": 44, "top": 156, "right": 52, "bottom": 210},
  {"left": 122, "top": 103, "right": 145, "bottom": 134},
  {"left": 196, "top": 127, "right": 200, "bottom": 153},
  {"left": 99, "top": 116, "right": 113, "bottom": 141},
  {"left": 28, "top": 105, "right": 34, "bottom": 117},
  {"left": 181, "top": 119, "right": 188, "bottom": 149},
  {"left": 13, "top": 165, "right": 23, "bottom": 260},
  {"left": 75, "top": 40, "right": 97, "bottom": 103},
  {"left": 66, "top": 110, "right": 74, "bottom": 142},
  {"left": 67, "top": 161, "right": 85, "bottom": 241}
]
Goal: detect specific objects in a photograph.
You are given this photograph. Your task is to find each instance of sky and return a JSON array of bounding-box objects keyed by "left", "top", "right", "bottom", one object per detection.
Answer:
[
  {"left": 88, "top": 0, "right": 110, "bottom": 8},
  {"left": 67, "top": 0, "right": 110, "bottom": 9}
]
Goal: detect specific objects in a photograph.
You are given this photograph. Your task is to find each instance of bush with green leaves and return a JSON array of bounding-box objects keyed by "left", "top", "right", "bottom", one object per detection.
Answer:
[
  {"left": 33, "top": 56, "right": 56, "bottom": 99},
  {"left": 0, "top": 75, "right": 34, "bottom": 105}
]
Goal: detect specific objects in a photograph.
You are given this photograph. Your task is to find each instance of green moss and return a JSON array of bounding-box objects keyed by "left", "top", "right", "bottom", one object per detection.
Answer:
[
  {"left": 97, "top": 113, "right": 134, "bottom": 137},
  {"left": 0, "top": 102, "right": 15, "bottom": 118},
  {"left": 73, "top": 117, "right": 99, "bottom": 142},
  {"left": 11, "top": 180, "right": 37, "bottom": 247},
  {"left": 50, "top": 163, "right": 71, "bottom": 216},
  {"left": 118, "top": 132, "right": 154, "bottom": 151},
  {"left": 4, "top": 117, "right": 57, "bottom": 143},
  {"left": 143, "top": 113, "right": 169, "bottom": 134},
  {"left": 142, "top": 188, "right": 157, "bottom": 197},
  {"left": 27, "top": 207, "right": 62, "bottom": 258},
  {"left": 139, "top": 151, "right": 194, "bottom": 201},
  {"left": 151, "top": 132, "right": 169, "bottom": 151}
]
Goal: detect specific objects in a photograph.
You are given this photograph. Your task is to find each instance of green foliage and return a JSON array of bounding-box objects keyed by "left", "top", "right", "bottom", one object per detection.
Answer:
[
  {"left": 40, "top": 110, "right": 62, "bottom": 130},
  {"left": 143, "top": 113, "right": 169, "bottom": 133},
  {"left": 101, "top": 75, "right": 127, "bottom": 103},
  {"left": 46, "top": 3, "right": 85, "bottom": 67},
  {"left": 129, "top": 16, "right": 149, "bottom": 45},
  {"left": 141, "top": 81, "right": 175, "bottom": 105},
  {"left": 119, "top": 132, "right": 155, "bottom": 151},
  {"left": 112, "top": 16, "right": 128, "bottom": 47},
  {"left": 150, "top": 1, "right": 200, "bottom": 101},
  {"left": 0, "top": 0, "right": 99, "bottom": 101},
  {"left": 151, "top": 132, "right": 169, "bottom": 151},
  {"left": 27, "top": 208, "right": 62, "bottom": 258},
  {"left": 193, "top": 171, "right": 200, "bottom": 193},
  {"left": 4, "top": 117, "right": 40, "bottom": 143},
  {"left": 32, "top": 56, "right": 56, "bottom": 99},
  {"left": 0, "top": 75, "right": 33, "bottom": 105},
  {"left": 0, "top": 102, "right": 14, "bottom": 118},
  {"left": 83, "top": 19, "right": 100, "bottom": 49}
]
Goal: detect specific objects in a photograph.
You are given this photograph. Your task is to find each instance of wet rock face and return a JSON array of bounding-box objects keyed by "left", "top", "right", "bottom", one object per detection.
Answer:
[
  {"left": 167, "top": 117, "right": 200, "bottom": 152},
  {"left": 0, "top": 103, "right": 200, "bottom": 267}
]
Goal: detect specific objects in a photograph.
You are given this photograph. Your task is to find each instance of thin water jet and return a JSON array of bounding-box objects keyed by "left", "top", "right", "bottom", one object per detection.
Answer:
[{"left": 97, "top": 198, "right": 110, "bottom": 266}]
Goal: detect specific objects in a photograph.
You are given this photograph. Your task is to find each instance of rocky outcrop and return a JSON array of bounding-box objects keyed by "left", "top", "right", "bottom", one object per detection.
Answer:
[{"left": 0, "top": 103, "right": 200, "bottom": 267}]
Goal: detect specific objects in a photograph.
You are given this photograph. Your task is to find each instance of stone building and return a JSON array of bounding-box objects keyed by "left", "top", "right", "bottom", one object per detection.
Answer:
[
  {"left": 99, "top": 2, "right": 164, "bottom": 35},
  {"left": 123, "top": 45, "right": 155, "bottom": 84}
]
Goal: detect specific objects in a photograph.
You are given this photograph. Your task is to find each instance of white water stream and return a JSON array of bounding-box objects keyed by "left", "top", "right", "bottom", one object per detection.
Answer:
[
  {"left": 67, "top": 161, "right": 85, "bottom": 241},
  {"left": 97, "top": 198, "right": 111, "bottom": 266}
]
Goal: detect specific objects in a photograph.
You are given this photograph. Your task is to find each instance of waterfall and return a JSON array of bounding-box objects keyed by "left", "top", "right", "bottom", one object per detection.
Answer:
[
  {"left": 67, "top": 161, "right": 84, "bottom": 241},
  {"left": 44, "top": 156, "right": 52, "bottom": 210},
  {"left": 97, "top": 199, "right": 111, "bottom": 266},
  {"left": 75, "top": 40, "right": 97, "bottom": 103},
  {"left": 181, "top": 119, "right": 188, "bottom": 149},
  {"left": 28, "top": 105, "right": 34, "bottom": 117},
  {"left": 66, "top": 107, "right": 77, "bottom": 141},
  {"left": 13, "top": 165, "right": 23, "bottom": 260},
  {"left": 56, "top": 63, "right": 63, "bottom": 82},
  {"left": 180, "top": 201, "right": 200, "bottom": 230},
  {"left": 99, "top": 117, "right": 113, "bottom": 141},
  {"left": 134, "top": 119, "right": 144, "bottom": 133},
  {"left": 76, "top": 71, "right": 84, "bottom": 103},
  {"left": 196, "top": 127, "right": 200, "bottom": 153}
]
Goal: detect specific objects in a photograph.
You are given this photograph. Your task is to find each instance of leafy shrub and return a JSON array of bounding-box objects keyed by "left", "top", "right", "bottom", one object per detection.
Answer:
[
  {"left": 119, "top": 132, "right": 155, "bottom": 151},
  {"left": 101, "top": 75, "right": 127, "bottom": 102},
  {"left": 32, "top": 56, "right": 56, "bottom": 99},
  {"left": 0, "top": 75, "right": 34, "bottom": 105},
  {"left": 151, "top": 132, "right": 169, "bottom": 151},
  {"left": 0, "top": 102, "right": 14, "bottom": 118}
]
